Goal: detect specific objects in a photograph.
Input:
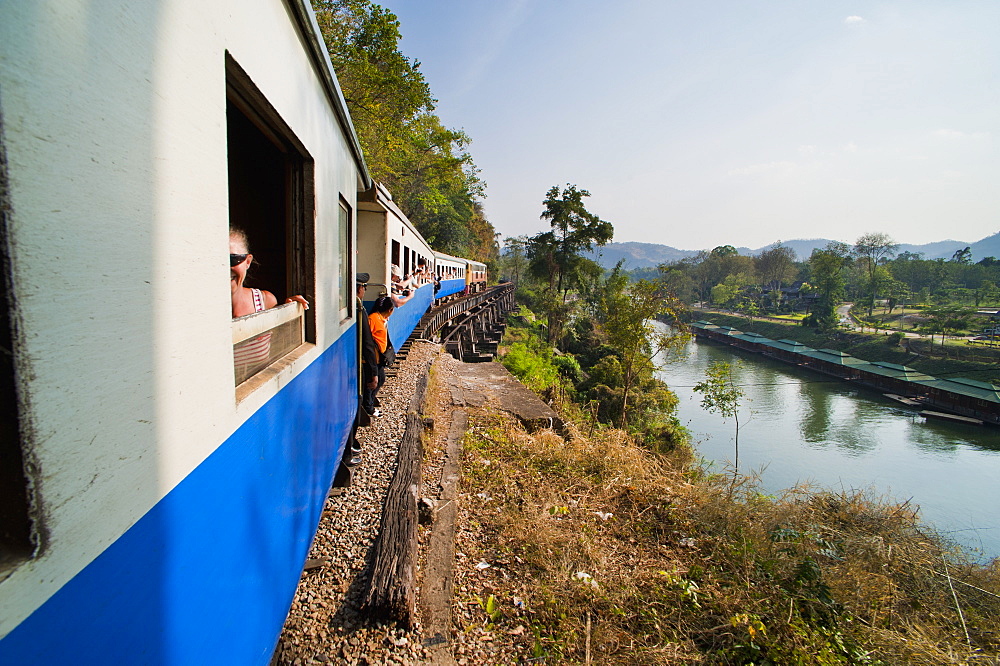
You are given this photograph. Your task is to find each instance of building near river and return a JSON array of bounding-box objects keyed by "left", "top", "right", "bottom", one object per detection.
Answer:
[{"left": 691, "top": 321, "right": 1000, "bottom": 425}]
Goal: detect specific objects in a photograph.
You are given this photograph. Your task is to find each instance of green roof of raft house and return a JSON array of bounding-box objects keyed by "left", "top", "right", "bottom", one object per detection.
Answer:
[{"left": 689, "top": 319, "right": 1000, "bottom": 424}]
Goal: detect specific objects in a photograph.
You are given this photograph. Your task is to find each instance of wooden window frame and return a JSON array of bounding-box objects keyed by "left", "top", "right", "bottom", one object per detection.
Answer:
[{"left": 226, "top": 53, "right": 315, "bottom": 395}]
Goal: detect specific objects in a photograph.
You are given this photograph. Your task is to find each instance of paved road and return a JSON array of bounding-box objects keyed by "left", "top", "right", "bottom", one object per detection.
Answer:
[{"left": 837, "top": 302, "right": 923, "bottom": 338}]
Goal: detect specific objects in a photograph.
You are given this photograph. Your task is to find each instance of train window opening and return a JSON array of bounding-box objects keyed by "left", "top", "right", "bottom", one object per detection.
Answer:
[
  {"left": 226, "top": 54, "right": 315, "bottom": 389},
  {"left": 339, "top": 199, "right": 353, "bottom": 321},
  {"left": 391, "top": 240, "right": 400, "bottom": 268},
  {"left": 0, "top": 123, "right": 36, "bottom": 571}
]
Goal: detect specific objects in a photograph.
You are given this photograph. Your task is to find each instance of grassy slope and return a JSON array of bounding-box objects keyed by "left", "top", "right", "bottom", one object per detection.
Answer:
[{"left": 453, "top": 407, "right": 1000, "bottom": 664}]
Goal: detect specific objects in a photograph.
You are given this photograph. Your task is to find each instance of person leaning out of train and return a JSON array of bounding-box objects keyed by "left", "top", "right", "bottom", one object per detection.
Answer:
[
  {"left": 366, "top": 295, "right": 395, "bottom": 417},
  {"left": 389, "top": 264, "right": 415, "bottom": 307},
  {"left": 230, "top": 227, "right": 309, "bottom": 317},
  {"left": 356, "top": 274, "right": 379, "bottom": 412}
]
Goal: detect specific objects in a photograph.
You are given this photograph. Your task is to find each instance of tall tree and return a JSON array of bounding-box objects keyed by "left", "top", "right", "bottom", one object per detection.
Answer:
[
  {"left": 528, "top": 184, "right": 613, "bottom": 342},
  {"left": 597, "top": 265, "right": 688, "bottom": 428},
  {"left": 754, "top": 243, "right": 797, "bottom": 303},
  {"left": 499, "top": 235, "right": 529, "bottom": 285},
  {"left": 951, "top": 246, "right": 973, "bottom": 264},
  {"left": 853, "top": 232, "right": 899, "bottom": 317},
  {"left": 807, "top": 244, "right": 851, "bottom": 329},
  {"left": 312, "top": 0, "right": 496, "bottom": 260},
  {"left": 696, "top": 248, "right": 756, "bottom": 305}
]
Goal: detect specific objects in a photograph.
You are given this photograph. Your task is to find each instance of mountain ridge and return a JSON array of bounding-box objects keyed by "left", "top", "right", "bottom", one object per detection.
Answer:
[{"left": 584, "top": 232, "right": 1000, "bottom": 269}]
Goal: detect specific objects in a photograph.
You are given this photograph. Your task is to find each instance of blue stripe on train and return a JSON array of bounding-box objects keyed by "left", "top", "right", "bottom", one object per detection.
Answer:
[
  {"left": 0, "top": 327, "right": 359, "bottom": 665},
  {"left": 437, "top": 278, "right": 465, "bottom": 299},
  {"left": 363, "top": 282, "right": 433, "bottom": 350}
]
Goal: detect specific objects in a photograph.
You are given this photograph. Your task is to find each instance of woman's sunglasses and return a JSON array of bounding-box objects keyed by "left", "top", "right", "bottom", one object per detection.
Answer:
[{"left": 230, "top": 254, "right": 249, "bottom": 267}]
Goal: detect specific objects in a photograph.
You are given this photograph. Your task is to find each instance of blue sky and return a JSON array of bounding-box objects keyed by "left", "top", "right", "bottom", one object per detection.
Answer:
[{"left": 382, "top": 1, "right": 1000, "bottom": 251}]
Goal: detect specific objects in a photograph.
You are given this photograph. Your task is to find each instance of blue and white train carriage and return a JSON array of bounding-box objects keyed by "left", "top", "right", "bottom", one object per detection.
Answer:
[
  {"left": 1, "top": 1, "right": 371, "bottom": 662},
  {"left": 434, "top": 250, "right": 469, "bottom": 300},
  {"left": 357, "top": 182, "right": 436, "bottom": 349}
]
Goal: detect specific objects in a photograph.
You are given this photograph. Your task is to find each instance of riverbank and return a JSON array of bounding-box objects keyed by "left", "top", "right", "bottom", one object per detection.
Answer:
[{"left": 691, "top": 310, "right": 1000, "bottom": 383}]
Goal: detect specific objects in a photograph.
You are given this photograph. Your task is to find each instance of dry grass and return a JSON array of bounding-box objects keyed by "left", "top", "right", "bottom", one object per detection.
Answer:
[{"left": 455, "top": 408, "right": 1000, "bottom": 664}]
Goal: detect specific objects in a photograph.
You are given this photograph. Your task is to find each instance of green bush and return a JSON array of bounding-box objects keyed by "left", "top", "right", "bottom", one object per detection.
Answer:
[
  {"left": 501, "top": 342, "right": 560, "bottom": 393},
  {"left": 552, "top": 354, "right": 583, "bottom": 383}
]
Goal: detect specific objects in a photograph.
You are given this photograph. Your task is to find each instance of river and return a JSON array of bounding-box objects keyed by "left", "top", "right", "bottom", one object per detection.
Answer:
[{"left": 654, "top": 324, "right": 1000, "bottom": 560}]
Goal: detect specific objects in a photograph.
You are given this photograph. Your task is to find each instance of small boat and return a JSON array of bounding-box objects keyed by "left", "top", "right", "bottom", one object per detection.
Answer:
[
  {"left": 884, "top": 393, "right": 922, "bottom": 407},
  {"left": 920, "top": 410, "right": 984, "bottom": 426}
]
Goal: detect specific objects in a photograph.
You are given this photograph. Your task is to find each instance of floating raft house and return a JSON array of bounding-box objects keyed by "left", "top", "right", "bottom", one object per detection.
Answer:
[{"left": 689, "top": 320, "right": 1000, "bottom": 425}]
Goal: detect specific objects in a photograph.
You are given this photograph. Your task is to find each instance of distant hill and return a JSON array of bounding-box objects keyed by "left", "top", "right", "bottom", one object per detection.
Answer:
[
  {"left": 586, "top": 242, "right": 698, "bottom": 269},
  {"left": 970, "top": 232, "right": 1000, "bottom": 260},
  {"left": 895, "top": 240, "right": 968, "bottom": 260},
  {"left": 584, "top": 233, "right": 1000, "bottom": 269}
]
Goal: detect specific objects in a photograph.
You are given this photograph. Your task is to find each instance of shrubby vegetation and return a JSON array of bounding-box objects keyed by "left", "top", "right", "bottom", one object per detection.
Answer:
[
  {"left": 497, "top": 194, "right": 691, "bottom": 450},
  {"left": 456, "top": 406, "right": 1000, "bottom": 664}
]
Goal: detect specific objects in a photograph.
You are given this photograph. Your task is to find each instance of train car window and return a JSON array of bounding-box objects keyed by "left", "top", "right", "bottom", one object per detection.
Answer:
[
  {"left": 339, "top": 198, "right": 352, "bottom": 321},
  {"left": 226, "top": 54, "right": 315, "bottom": 390},
  {"left": 403, "top": 247, "right": 410, "bottom": 277},
  {"left": 0, "top": 128, "right": 36, "bottom": 570},
  {"left": 391, "top": 240, "right": 400, "bottom": 268}
]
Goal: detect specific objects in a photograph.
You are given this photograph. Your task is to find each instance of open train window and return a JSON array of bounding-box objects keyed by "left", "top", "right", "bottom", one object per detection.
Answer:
[
  {"left": 226, "top": 54, "right": 315, "bottom": 391},
  {"left": 0, "top": 123, "right": 36, "bottom": 572},
  {"left": 338, "top": 198, "right": 352, "bottom": 321},
  {"left": 391, "top": 240, "right": 400, "bottom": 268}
]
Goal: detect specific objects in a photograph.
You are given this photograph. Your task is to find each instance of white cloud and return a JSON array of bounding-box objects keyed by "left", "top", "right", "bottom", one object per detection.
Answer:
[
  {"left": 844, "top": 15, "right": 865, "bottom": 25},
  {"left": 843, "top": 142, "right": 859, "bottom": 153},
  {"left": 727, "top": 161, "right": 797, "bottom": 177},
  {"left": 933, "top": 129, "right": 992, "bottom": 142},
  {"left": 934, "top": 129, "right": 966, "bottom": 139},
  {"left": 798, "top": 145, "right": 817, "bottom": 155}
]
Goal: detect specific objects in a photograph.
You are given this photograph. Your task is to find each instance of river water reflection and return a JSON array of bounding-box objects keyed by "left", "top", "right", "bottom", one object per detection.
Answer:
[{"left": 655, "top": 326, "right": 1000, "bottom": 560}]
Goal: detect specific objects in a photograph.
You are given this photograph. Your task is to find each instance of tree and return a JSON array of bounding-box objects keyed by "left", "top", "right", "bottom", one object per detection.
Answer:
[
  {"left": 710, "top": 271, "right": 755, "bottom": 308},
  {"left": 696, "top": 249, "right": 756, "bottom": 306},
  {"left": 922, "top": 305, "right": 977, "bottom": 345},
  {"left": 977, "top": 280, "right": 998, "bottom": 307},
  {"left": 807, "top": 244, "right": 850, "bottom": 329},
  {"left": 754, "top": 244, "right": 797, "bottom": 295},
  {"left": 499, "top": 235, "right": 529, "bottom": 285},
  {"left": 853, "top": 233, "right": 899, "bottom": 317},
  {"left": 596, "top": 265, "right": 689, "bottom": 428},
  {"left": 951, "top": 246, "right": 973, "bottom": 264},
  {"left": 528, "top": 184, "right": 613, "bottom": 343},
  {"left": 711, "top": 245, "right": 739, "bottom": 257},
  {"left": 694, "top": 362, "right": 746, "bottom": 490},
  {"left": 658, "top": 264, "right": 697, "bottom": 303},
  {"left": 313, "top": 0, "right": 496, "bottom": 260}
]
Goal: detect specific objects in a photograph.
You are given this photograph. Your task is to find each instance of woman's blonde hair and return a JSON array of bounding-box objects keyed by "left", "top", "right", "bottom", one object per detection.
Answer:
[{"left": 229, "top": 227, "right": 250, "bottom": 253}]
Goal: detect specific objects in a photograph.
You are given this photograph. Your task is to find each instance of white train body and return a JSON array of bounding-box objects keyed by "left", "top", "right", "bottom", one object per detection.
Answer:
[
  {"left": 433, "top": 250, "right": 468, "bottom": 299},
  {"left": 357, "top": 182, "right": 436, "bottom": 347},
  {"left": 1, "top": 0, "right": 370, "bottom": 662}
]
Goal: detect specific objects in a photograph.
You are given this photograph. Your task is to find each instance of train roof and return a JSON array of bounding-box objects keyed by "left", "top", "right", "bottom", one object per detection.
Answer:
[
  {"left": 358, "top": 182, "right": 433, "bottom": 252},
  {"left": 433, "top": 250, "right": 465, "bottom": 263}
]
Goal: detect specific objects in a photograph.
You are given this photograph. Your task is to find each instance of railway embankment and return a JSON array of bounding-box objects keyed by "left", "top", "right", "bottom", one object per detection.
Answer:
[
  {"left": 274, "top": 342, "right": 564, "bottom": 665},
  {"left": 276, "top": 338, "right": 1000, "bottom": 664}
]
